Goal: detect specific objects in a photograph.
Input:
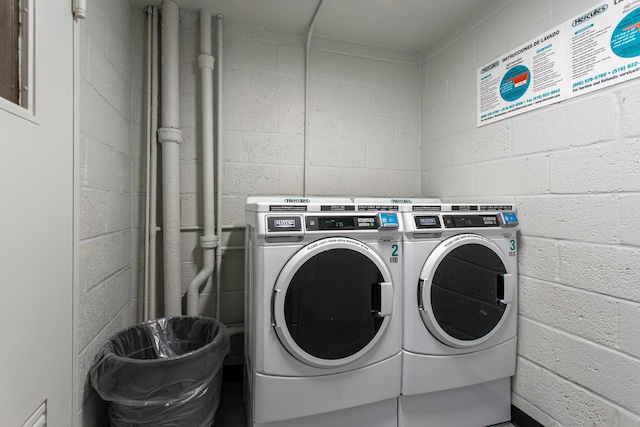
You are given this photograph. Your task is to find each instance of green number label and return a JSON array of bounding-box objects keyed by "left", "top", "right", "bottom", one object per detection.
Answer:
[
  {"left": 510, "top": 240, "right": 516, "bottom": 251},
  {"left": 392, "top": 244, "right": 399, "bottom": 257}
]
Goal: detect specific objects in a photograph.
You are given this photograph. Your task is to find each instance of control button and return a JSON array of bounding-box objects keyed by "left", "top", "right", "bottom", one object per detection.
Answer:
[
  {"left": 443, "top": 215, "right": 454, "bottom": 228},
  {"left": 305, "top": 217, "right": 319, "bottom": 231}
]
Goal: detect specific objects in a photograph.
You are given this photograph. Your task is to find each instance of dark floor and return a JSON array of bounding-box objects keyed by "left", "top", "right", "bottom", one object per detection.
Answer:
[{"left": 213, "top": 365, "right": 246, "bottom": 427}]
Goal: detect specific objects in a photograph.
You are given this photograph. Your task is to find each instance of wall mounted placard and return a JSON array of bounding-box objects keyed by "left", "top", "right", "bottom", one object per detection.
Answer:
[
  {"left": 477, "top": 1, "right": 640, "bottom": 126},
  {"left": 477, "top": 25, "right": 566, "bottom": 126}
]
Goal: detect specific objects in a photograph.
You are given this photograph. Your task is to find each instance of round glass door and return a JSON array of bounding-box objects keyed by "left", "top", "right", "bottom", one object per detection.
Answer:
[
  {"left": 418, "top": 234, "right": 513, "bottom": 348},
  {"left": 272, "top": 237, "right": 394, "bottom": 368}
]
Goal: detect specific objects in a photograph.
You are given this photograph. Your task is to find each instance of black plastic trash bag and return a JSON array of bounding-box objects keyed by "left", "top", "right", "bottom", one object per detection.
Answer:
[{"left": 90, "top": 316, "right": 230, "bottom": 427}]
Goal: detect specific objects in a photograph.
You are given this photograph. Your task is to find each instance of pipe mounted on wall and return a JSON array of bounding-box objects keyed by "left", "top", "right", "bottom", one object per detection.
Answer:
[
  {"left": 149, "top": 6, "right": 159, "bottom": 319},
  {"left": 215, "top": 13, "right": 224, "bottom": 321},
  {"left": 159, "top": 0, "right": 182, "bottom": 317},
  {"left": 187, "top": 10, "right": 218, "bottom": 316},
  {"left": 303, "top": 0, "right": 327, "bottom": 196}
]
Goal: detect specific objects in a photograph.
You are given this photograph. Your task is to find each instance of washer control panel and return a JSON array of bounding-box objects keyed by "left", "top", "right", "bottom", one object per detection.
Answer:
[
  {"left": 304, "top": 212, "right": 399, "bottom": 231},
  {"left": 442, "top": 211, "right": 518, "bottom": 228},
  {"left": 410, "top": 211, "right": 518, "bottom": 231}
]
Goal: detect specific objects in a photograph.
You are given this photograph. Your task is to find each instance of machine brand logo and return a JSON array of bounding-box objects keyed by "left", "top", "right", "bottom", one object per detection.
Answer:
[
  {"left": 481, "top": 61, "right": 500, "bottom": 74},
  {"left": 283, "top": 198, "right": 310, "bottom": 203},
  {"left": 572, "top": 4, "right": 608, "bottom": 27},
  {"left": 274, "top": 219, "right": 296, "bottom": 228},
  {"left": 390, "top": 198, "right": 413, "bottom": 203}
]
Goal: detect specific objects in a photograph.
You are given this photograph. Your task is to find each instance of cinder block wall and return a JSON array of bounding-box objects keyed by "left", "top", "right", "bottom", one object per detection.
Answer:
[
  {"left": 79, "top": 5, "right": 421, "bottom": 421},
  {"left": 77, "top": 0, "right": 138, "bottom": 426},
  {"left": 421, "top": 0, "right": 640, "bottom": 424},
  {"left": 159, "top": 11, "right": 422, "bottom": 362}
]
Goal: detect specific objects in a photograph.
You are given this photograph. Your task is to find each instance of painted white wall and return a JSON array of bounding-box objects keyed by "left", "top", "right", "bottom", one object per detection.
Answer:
[
  {"left": 421, "top": 0, "right": 640, "bottom": 424},
  {"left": 77, "top": 3, "right": 421, "bottom": 422},
  {"left": 78, "top": 1, "right": 640, "bottom": 425},
  {"left": 77, "top": 0, "right": 137, "bottom": 425},
  {"left": 154, "top": 12, "right": 422, "bottom": 361}
]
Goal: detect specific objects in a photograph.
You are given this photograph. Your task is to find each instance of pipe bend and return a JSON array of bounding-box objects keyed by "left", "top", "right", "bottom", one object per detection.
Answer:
[
  {"left": 201, "top": 235, "right": 219, "bottom": 249},
  {"left": 186, "top": 265, "right": 214, "bottom": 315}
]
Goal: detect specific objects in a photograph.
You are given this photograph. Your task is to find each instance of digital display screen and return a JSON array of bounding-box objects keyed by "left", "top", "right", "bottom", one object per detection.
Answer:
[
  {"left": 455, "top": 217, "right": 480, "bottom": 227},
  {"left": 443, "top": 215, "right": 499, "bottom": 228},
  {"left": 319, "top": 217, "right": 355, "bottom": 230}
]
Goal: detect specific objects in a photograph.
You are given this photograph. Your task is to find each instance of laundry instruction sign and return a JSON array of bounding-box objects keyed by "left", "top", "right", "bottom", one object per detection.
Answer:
[
  {"left": 477, "top": 1, "right": 640, "bottom": 126},
  {"left": 477, "top": 24, "right": 566, "bottom": 126},
  {"left": 569, "top": 1, "right": 640, "bottom": 96}
]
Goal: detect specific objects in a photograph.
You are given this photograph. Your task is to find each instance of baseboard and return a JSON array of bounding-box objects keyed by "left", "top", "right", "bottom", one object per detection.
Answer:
[{"left": 511, "top": 405, "right": 544, "bottom": 427}]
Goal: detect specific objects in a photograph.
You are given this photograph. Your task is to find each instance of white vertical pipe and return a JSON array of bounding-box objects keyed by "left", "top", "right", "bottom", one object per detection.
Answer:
[
  {"left": 143, "top": 6, "right": 153, "bottom": 320},
  {"left": 159, "top": 0, "right": 183, "bottom": 317},
  {"left": 303, "top": 0, "right": 327, "bottom": 196},
  {"left": 187, "top": 10, "right": 218, "bottom": 316},
  {"left": 149, "top": 6, "right": 159, "bottom": 319},
  {"left": 215, "top": 13, "right": 224, "bottom": 320}
]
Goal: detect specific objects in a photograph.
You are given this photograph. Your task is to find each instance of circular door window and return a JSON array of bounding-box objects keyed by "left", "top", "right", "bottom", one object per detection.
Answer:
[
  {"left": 418, "top": 234, "right": 513, "bottom": 348},
  {"left": 272, "top": 237, "right": 394, "bottom": 368}
]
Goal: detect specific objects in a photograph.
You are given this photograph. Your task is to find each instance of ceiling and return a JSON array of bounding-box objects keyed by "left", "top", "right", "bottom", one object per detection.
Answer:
[{"left": 136, "top": 0, "right": 489, "bottom": 52}]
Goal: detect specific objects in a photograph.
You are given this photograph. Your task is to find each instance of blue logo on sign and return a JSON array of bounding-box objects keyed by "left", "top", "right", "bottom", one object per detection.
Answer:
[
  {"left": 274, "top": 219, "right": 296, "bottom": 228},
  {"left": 500, "top": 65, "right": 530, "bottom": 102},
  {"left": 611, "top": 8, "right": 640, "bottom": 58}
]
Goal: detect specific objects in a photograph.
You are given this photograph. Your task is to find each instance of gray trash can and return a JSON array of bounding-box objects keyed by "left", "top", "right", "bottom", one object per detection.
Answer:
[{"left": 90, "top": 316, "right": 230, "bottom": 427}]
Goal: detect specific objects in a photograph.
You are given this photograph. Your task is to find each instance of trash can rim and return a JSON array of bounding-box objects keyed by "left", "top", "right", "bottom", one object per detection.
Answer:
[{"left": 103, "top": 315, "right": 226, "bottom": 365}]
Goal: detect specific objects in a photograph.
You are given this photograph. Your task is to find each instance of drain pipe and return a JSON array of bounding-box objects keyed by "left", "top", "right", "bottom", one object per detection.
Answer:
[
  {"left": 214, "top": 15, "right": 244, "bottom": 338},
  {"left": 187, "top": 10, "right": 218, "bottom": 316},
  {"left": 159, "top": 0, "right": 183, "bottom": 317},
  {"left": 149, "top": 6, "right": 159, "bottom": 319},
  {"left": 143, "top": 5, "right": 159, "bottom": 320},
  {"left": 215, "top": 13, "right": 224, "bottom": 321},
  {"left": 143, "top": 6, "right": 153, "bottom": 320},
  {"left": 303, "top": 0, "right": 327, "bottom": 196}
]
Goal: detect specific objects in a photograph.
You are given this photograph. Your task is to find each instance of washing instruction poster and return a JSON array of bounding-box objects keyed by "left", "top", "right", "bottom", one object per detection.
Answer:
[
  {"left": 569, "top": 1, "right": 640, "bottom": 96},
  {"left": 477, "top": 1, "right": 640, "bottom": 126},
  {"left": 477, "top": 25, "right": 566, "bottom": 126}
]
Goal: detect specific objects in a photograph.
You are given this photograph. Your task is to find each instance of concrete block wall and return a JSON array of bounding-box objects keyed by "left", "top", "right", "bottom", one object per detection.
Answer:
[
  {"left": 421, "top": 0, "right": 640, "bottom": 424},
  {"left": 77, "top": 0, "right": 138, "bottom": 425},
  {"left": 166, "top": 11, "right": 422, "bottom": 362}
]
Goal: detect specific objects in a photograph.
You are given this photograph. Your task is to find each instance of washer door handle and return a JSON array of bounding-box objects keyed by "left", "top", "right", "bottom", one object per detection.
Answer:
[
  {"left": 498, "top": 273, "right": 515, "bottom": 304},
  {"left": 371, "top": 281, "right": 393, "bottom": 318}
]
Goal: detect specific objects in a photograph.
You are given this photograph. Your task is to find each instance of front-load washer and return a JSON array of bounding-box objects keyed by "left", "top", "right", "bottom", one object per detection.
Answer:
[
  {"left": 244, "top": 197, "right": 404, "bottom": 427},
  {"left": 400, "top": 202, "right": 520, "bottom": 427}
]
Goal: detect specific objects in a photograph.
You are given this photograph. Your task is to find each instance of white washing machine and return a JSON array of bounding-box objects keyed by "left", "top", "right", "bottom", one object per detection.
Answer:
[
  {"left": 244, "top": 197, "right": 404, "bottom": 427},
  {"left": 400, "top": 202, "right": 520, "bottom": 427}
]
